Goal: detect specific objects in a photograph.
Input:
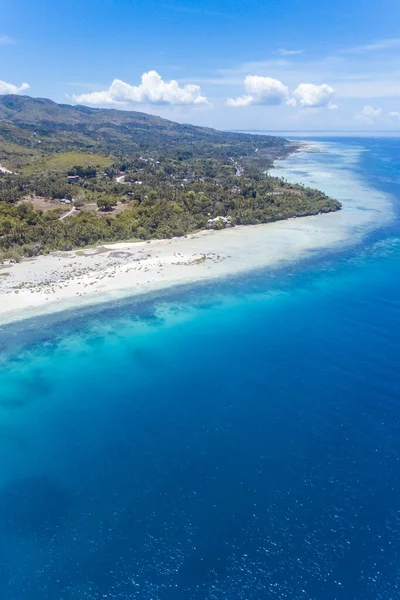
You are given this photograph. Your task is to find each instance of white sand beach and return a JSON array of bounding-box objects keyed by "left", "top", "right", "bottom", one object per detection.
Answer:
[{"left": 0, "top": 141, "right": 394, "bottom": 325}]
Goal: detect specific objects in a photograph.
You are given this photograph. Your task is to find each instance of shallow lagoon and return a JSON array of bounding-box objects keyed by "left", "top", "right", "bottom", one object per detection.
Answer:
[{"left": 1, "top": 137, "right": 400, "bottom": 599}]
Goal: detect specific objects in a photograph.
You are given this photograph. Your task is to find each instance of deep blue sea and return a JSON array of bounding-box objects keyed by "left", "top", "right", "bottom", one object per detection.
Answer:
[{"left": 1, "top": 137, "right": 400, "bottom": 600}]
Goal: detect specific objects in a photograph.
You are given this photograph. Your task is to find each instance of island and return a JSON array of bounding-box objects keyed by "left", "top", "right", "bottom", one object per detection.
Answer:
[{"left": 0, "top": 95, "right": 340, "bottom": 262}]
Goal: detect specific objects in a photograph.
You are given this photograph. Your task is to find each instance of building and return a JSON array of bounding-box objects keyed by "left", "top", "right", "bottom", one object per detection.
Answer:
[
  {"left": 67, "top": 175, "right": 80, "bottom": 183},
  {"left": 207, "top": 216, "right": 232, "bottom": 228}
]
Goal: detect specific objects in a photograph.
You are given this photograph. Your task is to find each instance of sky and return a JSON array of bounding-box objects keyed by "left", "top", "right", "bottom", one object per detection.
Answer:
[{"left": 1, "top": 0, "right": 400, "bottom": 131}]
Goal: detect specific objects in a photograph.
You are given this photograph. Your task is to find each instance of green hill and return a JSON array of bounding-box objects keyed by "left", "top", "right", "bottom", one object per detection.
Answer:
[{"left": 0, "top": 94, "right": 287, "bottom": 170}]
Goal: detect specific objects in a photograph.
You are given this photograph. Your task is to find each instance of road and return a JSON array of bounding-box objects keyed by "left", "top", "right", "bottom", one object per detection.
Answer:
[{"left": 58, "top": 206, "right": 77, "bottom": 220}]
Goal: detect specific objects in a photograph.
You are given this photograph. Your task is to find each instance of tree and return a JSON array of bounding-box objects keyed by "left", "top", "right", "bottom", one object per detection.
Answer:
[{"left": 97, "top": 196, "right": 117, "bottom": 212}]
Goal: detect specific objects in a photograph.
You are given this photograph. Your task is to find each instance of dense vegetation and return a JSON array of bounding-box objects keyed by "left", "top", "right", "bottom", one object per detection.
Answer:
[{"left": 0, "top": 95, "right": 341, "bottom": 261}]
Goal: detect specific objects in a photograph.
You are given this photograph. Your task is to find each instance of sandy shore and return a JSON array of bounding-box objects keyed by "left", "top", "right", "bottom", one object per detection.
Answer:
[
  {"left": 0, "top": 140, "right": 394, "bottom": 326},
  {"left": 0, "top": 212, "right": 361, "bottom": 325}
]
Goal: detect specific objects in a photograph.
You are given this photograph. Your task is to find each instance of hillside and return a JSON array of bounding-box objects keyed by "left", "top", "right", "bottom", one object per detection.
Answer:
[
  {"left": 0, "top": 95, "right": 288, "bottom": 170},
  {"left": 0, "top": 95, "right": 341, "bottom": 260}
]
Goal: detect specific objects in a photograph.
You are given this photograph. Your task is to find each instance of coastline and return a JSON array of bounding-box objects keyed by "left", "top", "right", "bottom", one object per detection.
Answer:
[{"left": 0, "top": 139, "right": 394, "bottom": 326}]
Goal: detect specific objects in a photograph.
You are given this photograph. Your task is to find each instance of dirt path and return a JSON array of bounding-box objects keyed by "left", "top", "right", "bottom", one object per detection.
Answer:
[{"left": 59, "top": 207, "right": 77, "bottom": 220}]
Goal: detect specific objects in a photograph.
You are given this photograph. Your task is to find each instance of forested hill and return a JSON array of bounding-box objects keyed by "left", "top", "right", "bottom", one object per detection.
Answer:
[
  {"left": 0, "top": 95, "right": 341, "bottom": 261},
  {"left": 0, "top": 94, "right": 287, "bottom": 161}
]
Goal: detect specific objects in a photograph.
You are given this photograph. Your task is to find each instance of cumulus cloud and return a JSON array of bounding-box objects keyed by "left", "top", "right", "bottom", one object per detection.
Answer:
[
  {"left": 226, "top": 75, "right": 290, "bottom": 107},
  {"left": 226, "top": 95, "right": 254, "bottom": 107},
  {"left": 0, "top": 80, "right": 30, "bottom": 95},
  {"left": 355, "top": 106, "right": 400, "bottom": 124},
  {"left": 73, "top": 90, "right": 125, "bottom": 106},
  {"left": 293, "top": 83, "right": 335, "bottom": 108},
  {"left": 73, "top": 71, "right": 208, "bottom": 106},
  {"left": 227, "top": 77, "right": 335, "bottom": 109},
  {"left": 355, "top": 105, "right": 383, "bottom": 123}
]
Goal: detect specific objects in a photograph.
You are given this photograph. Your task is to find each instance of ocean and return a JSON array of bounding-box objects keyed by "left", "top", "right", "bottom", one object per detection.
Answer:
[{"left": 0, "top": 136, "right": 400, "bottom": 600}]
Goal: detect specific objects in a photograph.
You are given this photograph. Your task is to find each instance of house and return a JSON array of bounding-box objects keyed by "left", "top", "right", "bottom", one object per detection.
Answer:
[
  {"left": 67, "top": 175, "right": 80, "bottom": 183},
  {"left": 207, "top": 216, "right": 232, "bottom": 228}
]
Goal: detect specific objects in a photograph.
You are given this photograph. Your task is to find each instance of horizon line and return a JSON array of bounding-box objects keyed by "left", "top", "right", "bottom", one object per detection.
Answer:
[{"left": 231, "top": 129, "right": 400, "bottom": 133}]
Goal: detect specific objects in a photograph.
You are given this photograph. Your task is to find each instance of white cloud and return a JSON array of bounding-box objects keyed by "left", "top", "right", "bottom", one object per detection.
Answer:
[
  {"left": 275, "top": 49, "right": 303, "bottom": 56},
  {"left": 227, "top": 76, "right": 335, "bottom": 109},
  {"left": 73, "top": 90, "right": 125, "bottom": 106},
  {"left": 355, "top": 107, "right": 400, "bottom": 124},
  {"left": 293, "top": 83, "right": 335, "bottom": 108},
  {"left": 73, "top": 71, "right": 208, "bottom": 106},
  {"left": 226, "top": 95, "right": 254, "bottom": 107},
  {"left": 226, "top": 75, "right": 290, "bottom": 107},
  {"left": 345, "top": 38, "right": 400, "bottom": 53},
  {"left": 0, "top": 80, "right": 30, "bottom": 95},
  {"left": 0, "top": 34, "right": 15, "bottom": 45},
  {"left": 245, "top": 76, "right": 289, "bottom": 103},
  {"left": 355, "top": 105, "right": 383, "bottom": 123}
]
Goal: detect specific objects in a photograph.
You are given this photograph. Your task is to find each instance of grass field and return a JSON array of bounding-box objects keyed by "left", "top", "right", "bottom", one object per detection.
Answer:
[
  {"left": 0, "top": 139, "right": 42, "bottom": 171},
  {"left": 41, "top": 152, "right": 115, "bottom": 171},
  {"left": 0, "top": 139, "right": 115, "bottom": 173}
]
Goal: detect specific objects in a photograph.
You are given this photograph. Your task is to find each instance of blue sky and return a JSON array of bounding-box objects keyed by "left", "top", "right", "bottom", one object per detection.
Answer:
[{"left": 1, "top": 0, "right": 400, "bottom": 130}]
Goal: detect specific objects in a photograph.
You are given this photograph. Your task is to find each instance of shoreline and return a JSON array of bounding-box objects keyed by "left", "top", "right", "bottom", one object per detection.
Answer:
[
  {"left": 0, "top": 140, "right": 394, "bottom": 327},
  {"left": 0, "top": 213, "right": 370, "bottom": 327}
]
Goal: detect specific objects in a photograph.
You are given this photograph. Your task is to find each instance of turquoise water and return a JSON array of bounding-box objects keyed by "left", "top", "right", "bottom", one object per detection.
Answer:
[{"left": 1, "top": 137, "right": 400, "bottom": 599}]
